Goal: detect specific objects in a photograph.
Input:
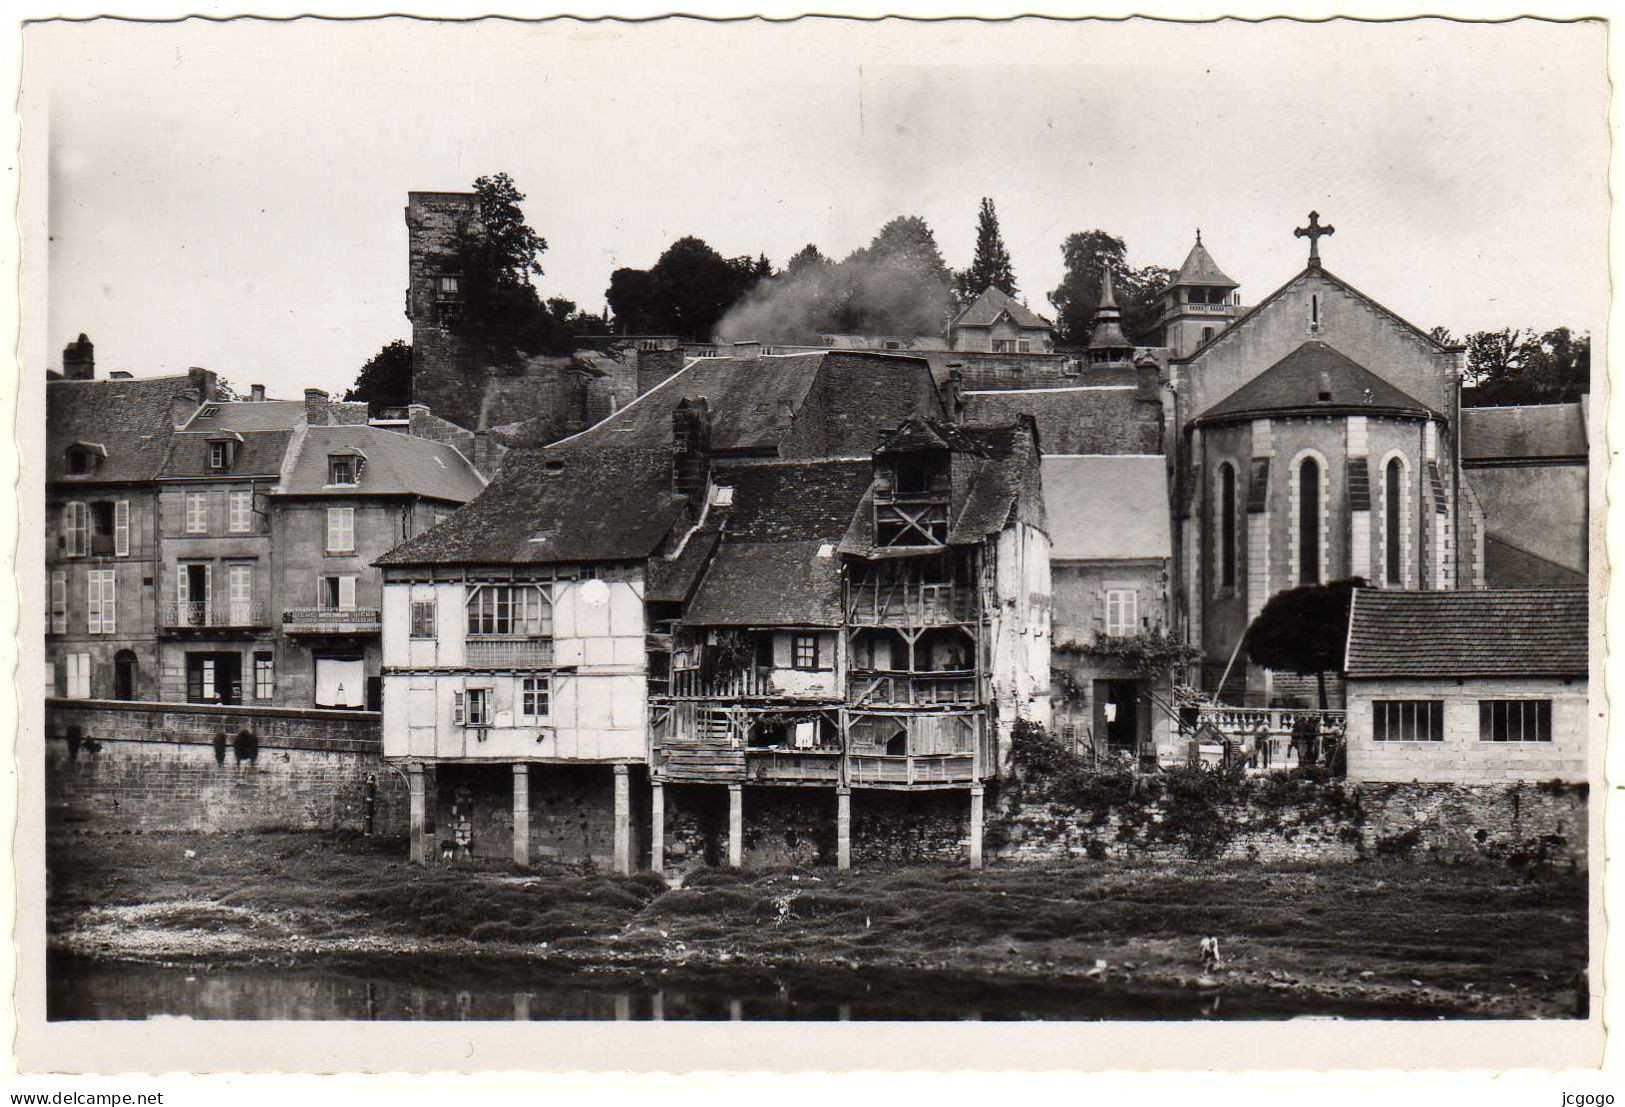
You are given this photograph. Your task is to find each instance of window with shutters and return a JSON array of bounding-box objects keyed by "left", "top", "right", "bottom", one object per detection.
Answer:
[
  {"left": 520, "top": 676, "right": 550, "bottom": 723},
  {"left": 87, "top": 569, "right": 116, "bottom": 634},
  {"left": 63, "top": 502, "right": 89, "bottom": 557},
  {"left": 461, "top": 687, "right": 490, "bottom": 727},
  {"left": 185, "top": 492, "right": 209, "bottom": 535},
  {"left": 1105, "top": 589, "right": 1138, "bottom": 637},
  {"left": 65, "top": 653, "right": 91, "bottom": 699},
  {"left": 1479, "top": 699, "right": 1552, "bottom": 743},
  {"left": 113, "top": 500, "right": 130, "bottom": 556},
  {"left": 50, "top": 571, "right": 67, "bottom": 634},
  {"left": 410, "top": 599, "right": 437, "bottom": 639},
  {"left": 326, "top": 506, "right": 355, "bottom": 553},
  {"left": 227, "top": 563, "right": 253, "bottom": 623},
  {"left": 1372, "top": 699, "right": 1443, "bottom": 742},
  {"left": 228, "top": 490, "right": 254, "bottom": 533},
  {"left": 319, "top": 575, "right": 358, "bottom": 611}
]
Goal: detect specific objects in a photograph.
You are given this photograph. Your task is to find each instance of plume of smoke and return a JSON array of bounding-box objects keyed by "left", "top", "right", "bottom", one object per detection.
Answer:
[{"left": 715, "top": 251, "right": 953, "bottom": 345}]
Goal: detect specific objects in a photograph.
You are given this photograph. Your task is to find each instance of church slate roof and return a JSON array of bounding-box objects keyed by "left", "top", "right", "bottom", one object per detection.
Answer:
[
  {"left": 1461, "top": 403, "right": 1588, "bottom": 462},
  {"left": 46, "top": 373, "right": 195, "bottom": 484},
  {"left": 1484, "top": 536, "right": 1588, "bottom": 590},
  {"left": 1172, "top": 240, "right": 1239, "bottom": 288},
  {"left": 961, "top": 386, "right": 1163, "bottom": 455},
  {"left": 1195, "top": 341, "right": 1438, "bottom": 425},
  {"left": 1042, "top": 456, "right": 1170, "bottom": 560},
  {"left": 951, "top": 286, "right": 1053, "bottom": 330},
  {"left": 1345, "top": 588, "right": 1588, "bottom": 679}
]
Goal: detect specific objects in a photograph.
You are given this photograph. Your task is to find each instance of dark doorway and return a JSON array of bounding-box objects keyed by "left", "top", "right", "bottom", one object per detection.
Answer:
[
  {"left": 1096, "top": 680, "right": 1144, "bottom": 754},
  {"left": 113, "top": 650, "right": 137, "bottom": 701},
  {"left": 186, "top": 652, "right": 242, "bottom": 705}
]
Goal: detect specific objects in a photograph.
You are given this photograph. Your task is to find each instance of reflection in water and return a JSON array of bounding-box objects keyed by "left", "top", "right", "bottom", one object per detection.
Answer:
[{"left": 47, "top": 951, "right": 1464, "bottom": 1022}]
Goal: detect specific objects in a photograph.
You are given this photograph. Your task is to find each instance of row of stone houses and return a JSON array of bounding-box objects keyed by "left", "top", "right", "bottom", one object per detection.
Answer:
[{"left": 45, "top": 340, "right": 485, "bottom": 716}]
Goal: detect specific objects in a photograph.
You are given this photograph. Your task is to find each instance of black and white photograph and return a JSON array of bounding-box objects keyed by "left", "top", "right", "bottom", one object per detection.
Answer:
[{"left": 11, "top": 7, "right": 1610, "bottom": 1077}]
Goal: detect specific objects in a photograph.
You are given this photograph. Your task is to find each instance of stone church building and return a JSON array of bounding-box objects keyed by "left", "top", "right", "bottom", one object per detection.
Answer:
[{"left": 1173, "top": 217, "right": 1489, "bottom": 704}]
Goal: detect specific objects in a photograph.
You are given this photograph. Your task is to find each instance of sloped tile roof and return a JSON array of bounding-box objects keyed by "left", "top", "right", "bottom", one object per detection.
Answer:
[
  {"left": 184, "top": 399, "right": 308, "bottom": 432},
  {"left": 961, "top": 386, "right": 1163, "bottom": 455},
  {"left": 717, "top": 459, "right": 875, "bottom": 542},
  {"left": 1042, "top": 456, "right": 1171, "bottom": 560},
  {"left": 1484, "top": 536, "right": 1588, "bottom": 589},
  {"left": 951, "top": 286, "right": 1053, "bottom": 330},
  {"left": 376, "top": 445, "right": 686, "bottom": 566},
  {"left": 279, "top": 426, "right": 485, "bottom": 502},
  {"left": 46, "top": 374, "right": 194, "bottom": 483},
  {"left": 645, "top": 529, "right": 722, "bottom": 605},
  {"left": 1462, "top": 403, "right": 1588, "bottom": 461},
  {"left": 1172, "top": 240, "right": 1238, "bottom": 288},
  {"left": 684, "top": 541, "right": 845, "bottom": 626},
  {"left": 1345, "top": 588, "right": 1588, "bottom": 678},
  {"left": 1197, "top": 341, "right": 1437, "bottom": 425},
  {"left": 160, "top": 430, "right": 296, "bottom": 479}
]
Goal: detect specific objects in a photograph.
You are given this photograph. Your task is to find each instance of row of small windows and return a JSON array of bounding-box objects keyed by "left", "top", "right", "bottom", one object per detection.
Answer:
[
  {"left": 1372, "top": 699, "right": 1553, "bottom": 743},
  {"left": 1212, "top": 455, "right": 1411, "bottom": 590}
]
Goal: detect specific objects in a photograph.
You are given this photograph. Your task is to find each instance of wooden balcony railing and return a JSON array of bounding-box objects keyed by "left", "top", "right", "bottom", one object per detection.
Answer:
[
  {"left": 848, "top": 671, "right": 976, "bottom": 706},
  {"left": 464, "top": 638, "right": 554, "bottom": 668},
  {"left": 745, "top": 748, "right": 843, "bottom": 783},
  {"left": 848, "top": 753, "right": 977, "bottom": 785},
  {"left": 160, "top": 601, "right": 270, "bottom": 630}
]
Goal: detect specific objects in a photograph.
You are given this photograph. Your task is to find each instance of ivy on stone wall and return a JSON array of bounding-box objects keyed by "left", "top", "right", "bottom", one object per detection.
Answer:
[{"left": 1056, "top": 631, "right": 1202, "bottom": 677}]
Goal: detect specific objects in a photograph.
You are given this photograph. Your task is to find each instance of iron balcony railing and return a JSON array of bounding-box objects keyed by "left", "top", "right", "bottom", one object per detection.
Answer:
[
  {"left": 160, "top": 601, "right": 270, "bottom": 629},
  {"left": 282, "top": 608, "right": 383, "bottom": 633}
]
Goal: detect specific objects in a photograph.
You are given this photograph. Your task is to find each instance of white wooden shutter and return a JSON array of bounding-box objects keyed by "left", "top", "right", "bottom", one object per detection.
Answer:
[
  {"left": 114, "top": 500, "right": 130, "bottom": 556},
  {"left": 452, "top": 690, "right": 464, "bottom": 724},
  {"left": 204, "top": 564, "right": 213, "bottom": 619},
  {"left": 50, "top": 571, "right": 66, "bottom": 634},
  {"left": 339, "top": 576, "right": 357, "bottom": 611},
  {"left": 68, "top": 653, "right": 90, "bottom": 699}
]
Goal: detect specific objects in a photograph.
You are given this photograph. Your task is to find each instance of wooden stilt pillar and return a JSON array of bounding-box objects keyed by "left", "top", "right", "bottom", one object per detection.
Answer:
[
  {"left": 650, "top": 780, "right": 666, "bottom": 874},
  {"left": 836, "top": 787, "right": 852, "bottom": 871},
  {"left": 612, "top": 764, "right": 631, "bottom": 875},
  {"left": 512, "top": 763, "right": 531, "bottom": 866},
  {"left": 408, "top": 763, "right": 428, "bottom": 866},
  {"left": 727, "top": 783, "right": 744, "bottom": 868},
  {"left": 969, "top": 784, "right": 985, "bottom": 870}
]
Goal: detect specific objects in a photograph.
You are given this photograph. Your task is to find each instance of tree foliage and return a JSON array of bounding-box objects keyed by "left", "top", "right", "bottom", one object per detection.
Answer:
[
  {"left": 606, "top": 236, "right": 770, "bottom": 341},
  {"left": 1047, "top": 230, "right": 1170, "bottom": 346},
  {"left": 1246, "top": 577, "right": 1367, "bottom": 708},
  {"left": 954, "top": 197, "right": 1017, "bottom": 304},
  {"left": 835, "top": 215, "right": 955, "bottom": 335},
  {"left": 1460, "top": 326, "right": 1590, "bottom": 406},
  {"left": 345, "top": 339, "right": 413, "bottom": 408}
]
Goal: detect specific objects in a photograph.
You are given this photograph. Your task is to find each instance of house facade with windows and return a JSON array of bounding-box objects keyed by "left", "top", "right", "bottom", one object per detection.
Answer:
[
  {"left": 1343, "top": 589, "right": 1588, "bottom": 783},
  {"left": 46, "top": 355, "right": 217, "bottom": 702},
  {"left": 948, "top": 285, "right": 1056, "bottom": 354}
]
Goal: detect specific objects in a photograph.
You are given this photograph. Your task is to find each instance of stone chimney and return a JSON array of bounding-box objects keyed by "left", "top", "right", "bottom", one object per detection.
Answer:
[
  {"left": 62, "top": 334, "right": 94, "bottom": 380},
  {"left": 250, "top": 384, "right": 266, "bottom": 402},
  {"left": 407, "top": 403, "right": 433, "bottom": 437},
  {"left": 1134, "top": 353, "right": 1162, "bottom": 404},
  {"left": 171, "top": 388, "right": 202, "bottom": 429},
  {"left": 945, "top": 365, "right": 966, "bottom": 421},
  {"left": 188, "top": 367, "right": 218, "bottom": 400},
  {"left": 304, "top": 388, "right": 331, "bottom": 427},
  {"left": 671, "top": 397, "right": 712, "bottom": 501}
]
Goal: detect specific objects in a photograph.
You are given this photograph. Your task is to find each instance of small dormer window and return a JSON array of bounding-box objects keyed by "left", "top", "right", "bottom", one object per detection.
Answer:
[
  {"left": 209, "top": 441, "right": 229, "bottom": 470},
  {"left": 67, "top": 448, "right": 91, "bottom": 476},
  {"left": 329, "top": 456, "right": 357, "bottom": 486}
]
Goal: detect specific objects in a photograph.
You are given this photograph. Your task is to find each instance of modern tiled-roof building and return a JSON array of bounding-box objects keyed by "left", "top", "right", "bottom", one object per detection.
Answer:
[
  {"left": 375, "top": 351, "right": 1051, "bottom": 870},
  {"left": 1343, "top": 589, "right": 1588, "bottom": 783},
  {"left": 948, "top": 285, "right": 1056, "bottom": 354}
]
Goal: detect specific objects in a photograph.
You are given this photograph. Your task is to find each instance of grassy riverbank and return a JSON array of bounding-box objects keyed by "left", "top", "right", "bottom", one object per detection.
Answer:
[{"left": 46, "top": 830, "right": 1588, "bottom": 1017}]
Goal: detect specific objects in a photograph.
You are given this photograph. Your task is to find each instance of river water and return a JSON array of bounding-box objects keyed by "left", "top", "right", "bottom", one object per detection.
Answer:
[{"left": 48, "top": 952, "right": 1465, "bottom": 1021}]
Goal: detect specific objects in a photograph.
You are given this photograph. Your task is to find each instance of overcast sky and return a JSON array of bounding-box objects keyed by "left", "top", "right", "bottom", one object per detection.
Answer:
[{"left": 23, "top": 16, "right": 1608, "bottom": 399}]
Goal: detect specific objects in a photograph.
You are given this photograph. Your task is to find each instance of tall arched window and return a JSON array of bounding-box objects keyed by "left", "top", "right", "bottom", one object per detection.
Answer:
[
  {"left": 1385, "top": 457, "right": 1404, "bottom": 586},
  {"left": 1299, "top": 456, "right": 1321, "bottom": 584},
  {"left": 1218, "top": 463, "right": 1236, "bottom": 589}
]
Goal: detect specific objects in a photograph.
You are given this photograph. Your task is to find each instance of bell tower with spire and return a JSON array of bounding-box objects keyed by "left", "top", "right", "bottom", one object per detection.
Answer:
[
  {"left": 1085, "top": 269, "right": 1136, "bottom": 366},
  {"left": 1156, "top": 230, "right": 1242, "bottom": 358}
]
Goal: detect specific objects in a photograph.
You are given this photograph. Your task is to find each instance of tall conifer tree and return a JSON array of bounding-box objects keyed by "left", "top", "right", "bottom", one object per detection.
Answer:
[{"left": 955, "top": 197, "right": 1018, "bottom": 304}]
